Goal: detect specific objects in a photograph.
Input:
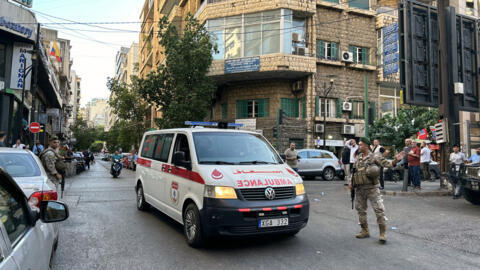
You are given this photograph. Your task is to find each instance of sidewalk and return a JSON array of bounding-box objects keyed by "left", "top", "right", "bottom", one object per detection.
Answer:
[{"left": 381, "top": 180, "right": 451, "bottom": 197}]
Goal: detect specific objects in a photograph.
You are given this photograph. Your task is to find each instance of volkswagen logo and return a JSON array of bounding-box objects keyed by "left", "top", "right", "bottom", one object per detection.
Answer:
[{"left": 265, "top": 187, "right": 276, "bottom": 200}]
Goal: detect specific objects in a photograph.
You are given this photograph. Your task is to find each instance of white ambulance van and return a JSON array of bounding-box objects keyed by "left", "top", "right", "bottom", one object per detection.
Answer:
[{"left": 135, "top": 127, "right": 309, "bottom": 247}]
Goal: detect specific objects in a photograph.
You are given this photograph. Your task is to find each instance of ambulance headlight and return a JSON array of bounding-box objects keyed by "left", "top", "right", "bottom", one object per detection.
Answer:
[
  {"left": 204, "top": 186, "right": 238, "bottom": 199},
  {"left": 296, "top": 183, "right": 305, "bottom": 195}
]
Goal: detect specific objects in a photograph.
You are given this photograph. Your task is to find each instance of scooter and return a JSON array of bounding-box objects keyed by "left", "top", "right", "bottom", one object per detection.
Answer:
[{"left": 111, "top": 159, "right": 122, "bottom": 178}]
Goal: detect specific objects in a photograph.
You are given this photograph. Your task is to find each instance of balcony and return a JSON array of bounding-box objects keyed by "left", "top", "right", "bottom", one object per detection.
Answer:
[
  {"left": 196, "top": 0, "right": 316, "bottom": 22},
  {"left": 208, "top": 54, "right": 316, "bottom": 84}
]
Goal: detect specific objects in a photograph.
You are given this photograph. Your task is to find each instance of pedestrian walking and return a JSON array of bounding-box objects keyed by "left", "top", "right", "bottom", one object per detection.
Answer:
[
  {"left": 0, "top": 131, "right": 6, "bottom": 147},
  {"left": 83, "top": 150, "right": 91, "bottom": 170},
  {"left": 344, "top": 139, "right": 359, "bottom": 184},
  {"left": 350, "top": 137, "right": 404, "bottom": 244},
  {"left": 408, "top": 142, "right": 421, "bottom": 190},
  {"left": 284, "top": 143, "right": 299, "bottom": 172},
  {"left": 420, "top": 142, "right": 432, "bottom": 182},
  {"left": 449, "top": 145, "right": 466, "bottom": 199},
  {"left": 32, "top": 140, "right": 44, "bottom": 156},
  {"left": 341, "top": 146, "right": 351, "bottom": 186},
  {"left": 90, "top": 151, "right": 95, "bottom": 165},
  {"left": 39, "top": 136, "right": 66, "bottom": 198},
  {"left": 12, "top": 139, "right": 25, "bottom": 149}
]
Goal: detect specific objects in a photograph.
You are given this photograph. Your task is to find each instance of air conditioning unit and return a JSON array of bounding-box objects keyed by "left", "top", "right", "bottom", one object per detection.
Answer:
[
  {"left": 342, "top": 124, "right": 355, "bottom": 135},
  {"left": 342, "top": 102, "right": 353, "bottom": 111},
  {"left": 341, "top": 51, "right": 354, "bottom": 62},
  {"left": 292, "top": 81, "right": 304, "bottom": 92},
  {"left": 315, "top": 124, "right": 324, "bottom": 133},
  {"left": 295, "top": 47, "right": 306, "bottom": 56}
]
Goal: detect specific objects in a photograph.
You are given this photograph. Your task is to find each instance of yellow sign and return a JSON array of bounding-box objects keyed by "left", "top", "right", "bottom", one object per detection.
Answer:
[{"left": 400, "top": 89, "right": 404, "bottom": 105}]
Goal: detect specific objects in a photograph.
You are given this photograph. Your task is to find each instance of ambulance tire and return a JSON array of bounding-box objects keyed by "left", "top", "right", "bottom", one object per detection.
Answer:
[
  {"left": 136, "top": 184, "right": 150, "bottom": 211},
  {"left": 183, "top": 203, "right": 204, "bottom": 248}
]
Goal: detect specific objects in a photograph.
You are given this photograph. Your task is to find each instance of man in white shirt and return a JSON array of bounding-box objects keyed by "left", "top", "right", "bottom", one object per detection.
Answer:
[
  {"left": 449, "top": 144, "right": 466, "bottom": 199},
  {"left": 371, "top": 139, "right": 386, "bottom": 189},
  {"left": 420, "top": 142, "right": 432, "bottom": 181},
  {"left": 344, "top": 139, "right": 359, "bottom": 185},
  {"left": 12, "top": 139, "right": 25, "bottom": 149}
]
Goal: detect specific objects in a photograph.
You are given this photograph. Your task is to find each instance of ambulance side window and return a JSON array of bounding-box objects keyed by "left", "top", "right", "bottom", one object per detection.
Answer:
[
  {"left": 153, "top": 134, "right": 174, "bottom": 162},
  {"left": 173, "top": 134, "right": 191, "bottom": 162},
  {"left": 141, "top": 135, "right": 157, "bottom": 159}
]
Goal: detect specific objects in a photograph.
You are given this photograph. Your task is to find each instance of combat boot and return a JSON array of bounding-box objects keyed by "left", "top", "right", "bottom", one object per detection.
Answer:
[
  {"left": 355, "top": 224, "right": 370, "bottom": 238},
  {"left": 379, "top": 224, "right": 387, "bottom": 244}
]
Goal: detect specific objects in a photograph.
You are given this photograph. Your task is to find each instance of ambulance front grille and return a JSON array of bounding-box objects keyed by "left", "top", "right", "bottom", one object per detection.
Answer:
[{"left": 239, "top": 186, "right": 295, "bottom": 201}]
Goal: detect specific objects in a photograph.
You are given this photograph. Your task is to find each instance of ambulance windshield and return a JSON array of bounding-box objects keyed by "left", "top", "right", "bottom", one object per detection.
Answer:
[{"left": 193, "top": 132, "right": 283, "bottom": 165}]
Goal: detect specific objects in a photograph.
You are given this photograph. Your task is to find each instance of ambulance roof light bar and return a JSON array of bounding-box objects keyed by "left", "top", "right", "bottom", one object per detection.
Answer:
[{"left": 184, "top": 121, "right": 244, "bottom": 129}]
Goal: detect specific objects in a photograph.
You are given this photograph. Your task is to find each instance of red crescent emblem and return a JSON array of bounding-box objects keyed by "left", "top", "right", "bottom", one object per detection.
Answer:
[{"left": 211, "top": 169, "right": 223, "bottom": 180}]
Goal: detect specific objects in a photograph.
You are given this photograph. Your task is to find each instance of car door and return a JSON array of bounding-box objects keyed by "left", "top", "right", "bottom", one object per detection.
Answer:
[
  {"left": 0, "top": 223, "right": 19, "bottom": 270},
  {"left": 151, "top": 133, "right": 175, "bottom": 206},
  {"left": 0, "top": 182, "right": 53, "bottom": 270},
  {"left": 138, "top": 134, "right": 159, "bottom": 206},
  {"left": 308, "top": 150, "right": 325, "bottom": 173},
  {"left": 296, "top": 150, "right": 309, "bottom": 172}
]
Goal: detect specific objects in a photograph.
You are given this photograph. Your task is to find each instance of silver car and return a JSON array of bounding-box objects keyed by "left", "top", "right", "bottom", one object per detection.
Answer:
[
  {"left": 296, "top": 149, "right": 343, "bottom": 181},
  {"left": 0, "top": 167, "right": 69, "bottom": 270},
  {"left": 0, "top": 148, "right": 61, "bottom": 268}
]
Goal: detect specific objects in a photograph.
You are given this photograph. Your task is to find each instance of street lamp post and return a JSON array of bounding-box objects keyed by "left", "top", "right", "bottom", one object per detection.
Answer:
[{"left": 322, "top": 78, "right": 334, "bottom": 150}]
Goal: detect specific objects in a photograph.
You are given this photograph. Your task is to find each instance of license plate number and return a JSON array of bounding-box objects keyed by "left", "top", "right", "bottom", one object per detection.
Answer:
[{"left": 258, "top": 218, "right": 289, "bottom": 228}]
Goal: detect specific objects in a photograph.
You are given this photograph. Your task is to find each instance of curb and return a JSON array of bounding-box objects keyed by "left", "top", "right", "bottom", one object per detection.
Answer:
[{"left": 381, "top": 190, "right": 451, "bottom": 197}]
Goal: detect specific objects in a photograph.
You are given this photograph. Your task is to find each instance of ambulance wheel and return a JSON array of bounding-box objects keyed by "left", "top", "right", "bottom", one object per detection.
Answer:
[
  {"left": 136, "top": 184, "right": 149, "bottom": 211},
  {"left": 285, "top": 229, "right": 300, "bottom": 237},
  {"left": 183, "top": 203, "right": 204, "bottom": 248}
]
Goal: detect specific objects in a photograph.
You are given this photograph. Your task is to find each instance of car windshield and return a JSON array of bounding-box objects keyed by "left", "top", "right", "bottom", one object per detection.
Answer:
[
  {"left": 0, "top": 153, "right": 41, "bottom": 177},
  {"left": 193, "top": 132, "right": 283, "bottom": 165}
]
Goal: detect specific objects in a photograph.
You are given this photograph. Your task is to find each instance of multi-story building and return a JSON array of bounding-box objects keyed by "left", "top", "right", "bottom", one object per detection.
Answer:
[
  {"left": 106, "top": 43, "right": 140, "bottom": 131},
  {"left": 84, "top": 98, "right": 108, "bottom": 128},
  {"left": 68, "top": 70, "right": 81, "bottom": 129},
  {"left": 140, "top": 0, "right": 379, "bottom": 153},
  {"left": 0, "top": 1, "right": 64, "bottom": 146}
]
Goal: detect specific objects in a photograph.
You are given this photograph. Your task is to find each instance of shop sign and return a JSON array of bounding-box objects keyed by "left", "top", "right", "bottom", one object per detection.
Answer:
[
  {"left": 317, "top": 140, "right": 344, "bottom": 147},
  {"left": 10, "top": 42, "right": 33, "bottom": 90},
  {"left": 46, "top": 108, "right": 60, "bottom": 117},
  {"left": 225, "top": 57, "right": 260, "bottom": 74},
  {"left": 383, "top": 23, "right": 399, "bottom": 76},
  {"left": 235, "top": 119, "right": 256, "bottom": 131}
]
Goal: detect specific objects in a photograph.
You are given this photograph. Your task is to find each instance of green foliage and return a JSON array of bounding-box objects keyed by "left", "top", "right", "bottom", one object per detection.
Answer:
[
  {"left": 138, "top": 14, "right": 216, "bottom": 129},
  {"left": 370, "top": 106, "right": 439, "bottom": 149},
  {"left": 102, "top": 121, "right": 140, "bottom": 153},
  {"left": 89, "top": 140, "right": 104, "bottom": 153},
  {"left": 71, "top": 115, "right": 104, "bottom": 151}
]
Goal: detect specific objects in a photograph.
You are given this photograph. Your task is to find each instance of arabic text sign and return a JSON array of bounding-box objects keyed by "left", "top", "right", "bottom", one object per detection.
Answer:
[
  {"left": 225, "top": 57, "right": 260, "bottom": 74},
  {"left": 10, "top": 43, "right": 33, "bottom": 90},
  {"left": 383, "top": 23, "right": 399, "bottom": 76}
]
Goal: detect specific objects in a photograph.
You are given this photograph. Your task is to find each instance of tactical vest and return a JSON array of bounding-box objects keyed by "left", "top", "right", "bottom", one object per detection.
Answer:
[{"left": 353, "top": 153, "right": 380, "bottom": 186}]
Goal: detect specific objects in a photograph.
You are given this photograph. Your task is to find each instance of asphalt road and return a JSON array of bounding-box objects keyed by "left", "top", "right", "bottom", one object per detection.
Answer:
[{"left": 52, "top": 161, "right": 480, "bottom": 270}]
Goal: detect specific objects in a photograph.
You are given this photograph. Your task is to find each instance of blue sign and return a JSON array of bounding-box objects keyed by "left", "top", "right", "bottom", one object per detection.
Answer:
[
  {"left": 225, "top": 57, "right": 260, "bottom": 74},
  {"left": 0, "top": 17, "right": 33, "bottom": 39},
  {"left": 383, "top": 23, "right": 399, "bottom": 76}
]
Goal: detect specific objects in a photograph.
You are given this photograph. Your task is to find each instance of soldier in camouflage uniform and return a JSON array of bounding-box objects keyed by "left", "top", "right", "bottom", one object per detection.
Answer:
[
  {"left": 40, "top": 136, "right": 63, "bottom": 196},
  {"left": 349, "top": 137, "right": 405, "bottom": 244}
]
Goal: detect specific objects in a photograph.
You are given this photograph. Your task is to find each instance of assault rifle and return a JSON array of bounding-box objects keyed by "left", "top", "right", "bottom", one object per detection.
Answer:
[{"left": 350, "top": 167, "right": 356, "bottom": 209}]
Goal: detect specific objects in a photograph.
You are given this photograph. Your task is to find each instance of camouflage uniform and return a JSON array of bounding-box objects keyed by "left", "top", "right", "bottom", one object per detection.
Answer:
[
  {"left": 40, "top": 147, "right": 62, "bottom": 189},
  {"left": 353, "top": 152, "right": 395, "bottom": 225}
]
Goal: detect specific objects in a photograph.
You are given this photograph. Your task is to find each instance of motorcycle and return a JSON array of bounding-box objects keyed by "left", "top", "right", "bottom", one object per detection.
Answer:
[{"left": 111, "top": 159, "right": 122, "bottom": 178}]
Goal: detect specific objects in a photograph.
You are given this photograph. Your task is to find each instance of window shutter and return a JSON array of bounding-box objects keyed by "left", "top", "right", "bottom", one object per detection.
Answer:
[
  {"left": 264, "top": 99, "right": 269, "bottom": 117},
  {"left": 336, "top": 98, "right": 342, "bottom": 118},
  {"left": 236, "top": 100, "right": 247, "bottom": 118},
  {"left": 317, "top": 40, "right": 325, "bottom": 59},
  {"left": 221, "top": 103, "right": 227, "bottom": 120},
  {"left": 256, "top": 99, "right": 269, "bottom": 118},
  {"left": 315, "top": 96, "right": 319, "bottom": 117},
  {"left": 331, "top": 42, "right": 338, "bottom": 60},
  {"left": 349, "top": 45, "right": 356, "bottom": 62},
  {"left": 295, "top": 99, "right": 300, "bottom": 118},
  {"left": 362, "top": 47, "right": 368, "bottom": 65},
  {"left": 302, "top": 96, "right": 307, "bottom": 118}
]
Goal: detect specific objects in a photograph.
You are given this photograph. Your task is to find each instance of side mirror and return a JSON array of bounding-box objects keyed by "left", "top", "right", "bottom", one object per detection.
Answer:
[
  {"left": 172, "top": 151, "right": 191, "bottom": 170},
  {"left": 39, "top": 201, "right": 69, "bottom": 223}
]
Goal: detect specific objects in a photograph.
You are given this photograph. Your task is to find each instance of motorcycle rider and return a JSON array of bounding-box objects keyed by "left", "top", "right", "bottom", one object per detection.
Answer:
[{"left": 111, "top": 150, "right": 123, "bottom": 175}]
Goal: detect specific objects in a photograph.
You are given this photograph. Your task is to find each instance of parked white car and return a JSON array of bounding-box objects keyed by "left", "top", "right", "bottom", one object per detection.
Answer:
[{"left": 0, "top": 167, "right": 69, "bottom": 270}]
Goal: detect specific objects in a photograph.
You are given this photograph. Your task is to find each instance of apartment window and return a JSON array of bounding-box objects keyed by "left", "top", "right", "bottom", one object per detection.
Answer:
[
  {"left": 207, "top": 9, "right": 306, "bottom": 59},
  {"left": 0, "top": 43, "right": 5, "bottom": 81},
  {"left": 349, "top": 45, "right": 370, "bottom": 65},
  {"left": 351, "top": 101, "right": 364, "bottom": 119},
  {"left": 466, "top": 0, "right": 474, "bottom": 15},
  {"left": 317, "top": 40, "right": 338, "bottom": 60},
  {"left": 316, "top": 98, "right": 337, "bottom": 118},
  {"left": 236, "top": 99, "right": 269, "bottom": 118},
  {"left": 221, "top": 103, "right": 227, "bottom": 119},
  {"left": 350, "top": 0, "right": 369, "bottom": 10},
  {"left": 281, "top": 98, "right": 299, "bottom": 117}
]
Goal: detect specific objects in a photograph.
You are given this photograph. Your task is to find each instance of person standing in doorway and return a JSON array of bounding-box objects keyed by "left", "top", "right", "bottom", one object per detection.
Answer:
[
  {"left": 449, "top": 145, "right": 467, "bottom": 199},
  {"left": 284, "top": 143, "right": 299, "bottom": 172},
  {"left": 0, "top": 131, "right": 6, "bottom": 147},
  {"left": 420, "top": 142, "right": 432, "bottom": 182},
  {"left": 408, "top": 142, "right": 422, "bottom": 190}
]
